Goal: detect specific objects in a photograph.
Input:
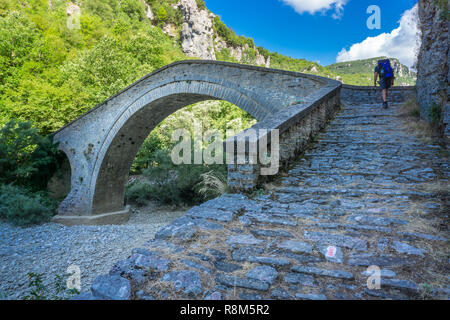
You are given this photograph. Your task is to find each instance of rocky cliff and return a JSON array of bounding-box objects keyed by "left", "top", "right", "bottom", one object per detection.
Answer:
[
  {"left": 416, "top": 0, "right": 449, "bottom": 136},
  {"left": 147, "top": 0, "right": 270, "bottom": 66},
  {"left": 178, "top": 0, "right": 216, "bottom": 60}
]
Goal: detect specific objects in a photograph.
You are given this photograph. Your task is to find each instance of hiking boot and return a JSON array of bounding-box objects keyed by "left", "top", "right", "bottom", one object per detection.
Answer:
[{"left": 383, "top": 101, "right": 388, "bottom": 109}]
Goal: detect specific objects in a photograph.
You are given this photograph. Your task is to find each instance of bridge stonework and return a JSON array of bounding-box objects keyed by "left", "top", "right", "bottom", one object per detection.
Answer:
[
  {"left": 227, "top": 87, "right": 341, "bottom": 191},
  {"left": 51, "top": 61, "right": 414, "bottom": 226},
  {"left": 341, "top": 85, "right": 415, "bottom": 106}
]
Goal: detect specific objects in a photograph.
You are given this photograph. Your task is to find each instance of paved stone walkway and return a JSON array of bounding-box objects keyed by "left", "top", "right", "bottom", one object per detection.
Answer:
[{"left": 80, "top": 103, "right": 449, "bottom": 300}]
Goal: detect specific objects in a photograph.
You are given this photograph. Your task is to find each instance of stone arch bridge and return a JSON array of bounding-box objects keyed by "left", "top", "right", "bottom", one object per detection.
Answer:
[{"left": 51, "top": 60, "right": 413, "bottom": 225}]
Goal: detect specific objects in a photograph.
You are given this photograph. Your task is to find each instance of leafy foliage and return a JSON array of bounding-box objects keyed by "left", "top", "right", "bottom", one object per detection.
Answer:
[
  {"left": 195, "top": 0, "right": 207, "bottom": 10},
  {"left": 0, "top": 119, "right": 60, "bottom": 225},
  {"left": 256, "top": 46, "right": 270, "bottom": 59},
  {"left": 149, "top": 0, "right": 183, "bottom": 27},
  {"left": 0, "top": 184, "right": 56, "bottom": 226},
  {"left": 0, "top": 1, "right": 185, "bottom": 134},
  {"left": 434, "top": 0, "right": 450, "bottom": 21},
  {"left": 0, "top": 120, "right": 61, "bottom": 189},
  {"left": 127, "top": 149, "right": 227, "bottom": 206},
  {"left": 131, "top": 100, "right": 256, "bottom": 173},
  {"left": 23, "top": 272, "right": 80, "bottom": 300},
  {"left": 213, "top": 16, "right": 254, "bottom": 48},
  {"left": 429, "top": 103, "right": 443, "bottom": 126},
  {"left": 23, "top": 273, "right": 47, "bottom": 300},
  {"left": 269, "top": 52, "right": 338, "bottom": 79},
  {"left": 215, "top": 48, "right": 239, "bottom": 63}
]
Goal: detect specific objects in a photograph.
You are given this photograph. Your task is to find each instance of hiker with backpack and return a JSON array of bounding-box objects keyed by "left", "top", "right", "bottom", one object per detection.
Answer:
[{"left": 374, "top": 58, "right": 395, "bottom": 108}]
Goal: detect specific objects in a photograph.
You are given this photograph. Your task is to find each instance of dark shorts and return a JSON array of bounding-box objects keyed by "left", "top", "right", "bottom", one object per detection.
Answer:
[{"left": 379, "top": 77, "right": 393, "bottom": 90}]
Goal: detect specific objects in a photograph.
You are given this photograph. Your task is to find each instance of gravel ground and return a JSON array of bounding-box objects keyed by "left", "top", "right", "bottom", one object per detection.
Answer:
[{"left": 0, "top": 203, "right": 187, "bottom": 300}]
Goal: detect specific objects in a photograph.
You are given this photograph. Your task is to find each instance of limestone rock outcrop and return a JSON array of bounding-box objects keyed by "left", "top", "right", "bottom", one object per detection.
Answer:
[
  {"left": 178, "top": 0, "right": 216, "bottom": 60},
  {"left": 145, "top": 2, "right": 154, "bottom": 21},
  {"left": 165, "top": 0, "right": 269, "bottom": 66},
  {"left": 391, "top": 59, "right": 413, "bottom": 78},
  {"left": 214, "top": 37, "right": 270, "bottom": 67}
]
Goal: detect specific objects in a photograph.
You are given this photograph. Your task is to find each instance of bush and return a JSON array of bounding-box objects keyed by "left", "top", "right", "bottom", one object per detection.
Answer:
[
  {"left": 196, "top": 0, "right": 206, "bottom": 10},
  {"left": 125, "top": 181, "right": 152, "bottom": 206},
  {"left": 0, "top": 184, "right": 55, "bottom": 226},
  {"left": 196, "top": 170, "right": 229, "bottom": 200},
  {"left": 120, "top": 0, "right": 146, "bottom": 21},
  {"left": 143, "top": 164, "right": 227, "bottom": 205},
  {"left": 0, "top": 120, "right": 60, "bottom": 226},
  {"left": 242, "top": 47, "right": 257, "bottom": 65},
  {"left": 215, "top": 48, "right": 238, "bottom": 63},
  {"left": 429, "top": 103, "right": 443, "bottom": 126},
  {"left": 0, "top": 119, "right": 62, "bottom": 190},
  {"left": 400, "top": 96, "right": 420, "bottom": 118},
  {"left": 257, "top": 46, "right": 270, "bottom": 59},
  {"left": 213, "top": 16, "right": 254, "bottom": 48},
  {"left": 435, "top": 0, "right": 450, "bottom": 20},
  {"left": 23, "top": 272, "right": 80, "bottom": 300},
  {"left": 156, "top": 6, "right": 167, "bottom": 24},
  {"left": 131, "top": 133, "right": 166, "bottom": 173},
  {"left": 126, "top": 149, "right": 228, "bottom": 206},
  {"left": 149, "top": 0, "right": 183, "bottom": 27}
]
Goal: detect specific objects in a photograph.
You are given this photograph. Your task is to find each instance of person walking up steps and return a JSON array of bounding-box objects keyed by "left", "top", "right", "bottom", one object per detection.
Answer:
[{"left": 374, "top": 58, "right": 395, "bottom": 109}]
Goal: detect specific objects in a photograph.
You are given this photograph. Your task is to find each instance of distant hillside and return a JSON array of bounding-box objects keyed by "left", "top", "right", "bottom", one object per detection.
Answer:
[{"left": 327, "top": 57, "right": 416, "bottom": 86}]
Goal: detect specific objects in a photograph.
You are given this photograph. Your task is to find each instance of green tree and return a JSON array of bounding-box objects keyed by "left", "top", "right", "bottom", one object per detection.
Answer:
[
  {"left": 120, "top": 0, "right": 146, "bottom": 21},
  {"left": 0, "top": 12, "right": 38, "bottom": 90},
  {"left": 0, "top": 120, "right": 60, "bottom": 189},
  {"left": 156, "top": 6, "right": 167, "bottom": 24}
]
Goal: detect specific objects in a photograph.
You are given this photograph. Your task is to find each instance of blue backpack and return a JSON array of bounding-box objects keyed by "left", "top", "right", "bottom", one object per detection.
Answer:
[{"left": 378, "top": 59, "right": 393, "bottom": 78}]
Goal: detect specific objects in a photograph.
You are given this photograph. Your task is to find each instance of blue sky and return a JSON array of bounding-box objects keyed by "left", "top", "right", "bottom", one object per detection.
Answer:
[{"left": 204, "top": 0, "right": 419, "bottom": 67}]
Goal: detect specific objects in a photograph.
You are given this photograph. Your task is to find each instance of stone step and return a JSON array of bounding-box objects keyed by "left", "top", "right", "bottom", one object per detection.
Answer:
[{"left": 291, "top": 266, "right": 354, "bottom": 280}]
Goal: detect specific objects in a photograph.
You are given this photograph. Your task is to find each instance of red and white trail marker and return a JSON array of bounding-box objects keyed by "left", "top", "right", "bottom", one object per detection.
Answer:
[{"left": 326, "top": 246, "right": 337, "bottom": 258}]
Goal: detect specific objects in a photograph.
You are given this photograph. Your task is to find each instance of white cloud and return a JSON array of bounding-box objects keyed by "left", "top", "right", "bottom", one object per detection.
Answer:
[
  {"left": 336, "top": 4, "right": 420, "bottom": 68},
  {"left": 282, "top": 0, "right": 348, "bottom": 19}
]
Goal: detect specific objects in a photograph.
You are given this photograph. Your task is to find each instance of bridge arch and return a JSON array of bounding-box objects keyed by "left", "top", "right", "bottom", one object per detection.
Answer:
[
  {"left": 52, "top": 60, "right": 335, "bottom": 225},
  {"left": 90, "top": 81, "right": 270, "bottom": 215}
]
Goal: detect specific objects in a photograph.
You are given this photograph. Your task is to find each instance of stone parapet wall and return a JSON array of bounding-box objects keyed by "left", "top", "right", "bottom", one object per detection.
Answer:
[
  {"left": 227, "top": 83, "right": 421, "bottom": 192},
  {"left": 227, "top": 84, "right": 341, "bottom": 191},
  {"left": 341, "top": 85, "right": 415, "bottom": 106}
]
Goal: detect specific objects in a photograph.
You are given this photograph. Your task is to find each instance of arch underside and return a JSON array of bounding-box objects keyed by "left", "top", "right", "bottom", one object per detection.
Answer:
[{"left": 92, "top": 93, "right": 231, "bottom": 214}]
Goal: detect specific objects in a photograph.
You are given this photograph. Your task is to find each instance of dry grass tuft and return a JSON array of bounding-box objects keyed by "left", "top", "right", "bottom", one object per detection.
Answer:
[
  {"left": 397, "top": 95, "right": 440, "bottom": 144},
  {"left": 398, "top": 95, "right": 421, "bottom": 118},
  {"left": 196, "top": 170, "right": 230, "bottom": 200}
]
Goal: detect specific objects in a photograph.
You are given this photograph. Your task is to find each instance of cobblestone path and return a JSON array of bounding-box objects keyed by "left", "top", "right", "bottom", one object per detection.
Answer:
[{"left": 81, "top": 103, "right": 449, "bottom": 300}]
